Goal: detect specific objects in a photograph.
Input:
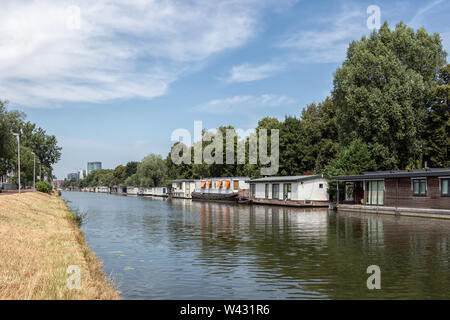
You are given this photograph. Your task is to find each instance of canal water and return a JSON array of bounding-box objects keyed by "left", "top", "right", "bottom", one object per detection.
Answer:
[{"left": 62, "top": 191, "right": 450, "bottom": 299}]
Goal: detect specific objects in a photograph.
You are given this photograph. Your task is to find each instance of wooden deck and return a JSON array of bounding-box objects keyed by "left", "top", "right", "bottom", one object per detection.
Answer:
[{"left": 337, "top": 204, "right": 450, "bottom": 220}]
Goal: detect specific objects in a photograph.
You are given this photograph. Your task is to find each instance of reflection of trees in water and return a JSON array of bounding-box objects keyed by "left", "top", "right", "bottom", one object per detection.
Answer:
[{"left": 163, "top": 199, "right": 450, "bottom": 299}]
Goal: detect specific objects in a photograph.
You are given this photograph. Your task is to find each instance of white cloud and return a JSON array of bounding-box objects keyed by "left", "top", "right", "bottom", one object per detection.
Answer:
[
  {"left": 0, "top": 0, "right": 282, "bottom": 107},
  {"left": 278, "top": 7, "right": 367, "bottom": 63},
  {"left": 408, "top": 0, "right": 444, "bottom": 28},
  {"left": 192, "top": 94, "right": 295, "bottom": 114},
  {"left": 226, "top": 62, "right": 284, "bottom": 83}
]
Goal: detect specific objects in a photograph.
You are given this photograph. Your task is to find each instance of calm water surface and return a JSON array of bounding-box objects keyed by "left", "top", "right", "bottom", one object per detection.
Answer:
[{"left": 62, "top": 191, "right": 450, "bottom": 299}]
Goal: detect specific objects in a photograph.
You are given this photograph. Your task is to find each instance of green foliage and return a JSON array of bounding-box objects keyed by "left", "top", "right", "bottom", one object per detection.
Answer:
[
  {"left": 36, "top": 181, "right": 52, "bottom": 193},
  {"left": 333, "top": 22, "right": 447, "bottom": 170},
  {"left": 0, "top": 100, "right": 61, "bottom": 184},
  {"left": 125, "top": 173, "right": 139, "bottom": 186},
  {"left": 325, "top": 139, "right": 377, "bottom": 200},
  {"left": 125, "top": 161, "right": 139, "bottom": 177},
  {"left": 425, "top": 64, "right": 450, "bottom": 167},
  {"left": 136, "top": 154, "right": 168, "bottom": 186}
]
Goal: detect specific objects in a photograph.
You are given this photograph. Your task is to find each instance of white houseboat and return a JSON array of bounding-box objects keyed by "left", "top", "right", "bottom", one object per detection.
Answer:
[
  {"left": 96, "top": 186, "right": 110, "bottom": 193},
  {"left": 152, "top": 186, "right": 168, "bottom": 197},
  {"left": 141, "top": 187, "right": 153, "bottom": 196},
  {"left": 126, "top": 186, "right": 140, "bottom": 195},
  {"left": 247, "top": 174, "right": 329, "bottom": 207},
  {"left": 171, "top": 179, "right": 196, "bottom": 198}
]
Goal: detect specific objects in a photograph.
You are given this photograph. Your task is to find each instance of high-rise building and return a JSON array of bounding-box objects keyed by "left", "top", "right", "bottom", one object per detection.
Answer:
[{"left": 87, "top": 162, "right": 102, "bottom": 175}]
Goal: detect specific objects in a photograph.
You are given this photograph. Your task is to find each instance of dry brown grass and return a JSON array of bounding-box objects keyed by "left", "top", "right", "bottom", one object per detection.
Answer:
[{"left": 0, "top": 192, "right": 120, "bottom": 299}]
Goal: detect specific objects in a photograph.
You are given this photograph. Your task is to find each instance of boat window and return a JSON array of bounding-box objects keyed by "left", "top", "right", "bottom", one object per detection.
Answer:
[
  {"left": 250, "top": 184, "right": 256, "bottom": 198},
  {"left": 272, "top": 184, "right": 280, "bottom": 200},
  {"left": 265, "top": 184, "right": 269, "bottom": 199},
  {"left": 366, "top": 180, "right": 384, "bottom": 205},
  {"left": 441, "top": 178, "right": 449, "bottom": 197},
  {"left": 412, "top": 179, "right": 427, "bottom": 196},
  {"left": 283, "top": 183, "right": 291, "bottom": 200}
]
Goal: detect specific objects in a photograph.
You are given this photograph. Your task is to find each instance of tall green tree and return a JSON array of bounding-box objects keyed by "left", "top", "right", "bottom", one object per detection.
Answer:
[
  {"left": 425, "top": 64, "right": 450, "bottom": 167},
  {"left": 136, "top": 154, "right": 168, "bottom": 187},
  {"left": 325, "top": 139, "right": 377, "bottom": 200},
  {"left": 333, "top": 22, "right": 447, "bottom": 169}
]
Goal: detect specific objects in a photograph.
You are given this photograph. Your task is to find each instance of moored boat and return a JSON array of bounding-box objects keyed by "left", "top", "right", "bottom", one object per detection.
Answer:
[{"left": 191, "top": 191, "right": 239, "bottom": 202}]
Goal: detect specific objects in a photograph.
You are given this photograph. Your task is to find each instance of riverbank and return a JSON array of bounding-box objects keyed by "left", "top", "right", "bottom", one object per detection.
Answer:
[{"left": 0, "top": 192, "right": 119, "bottom": 299}]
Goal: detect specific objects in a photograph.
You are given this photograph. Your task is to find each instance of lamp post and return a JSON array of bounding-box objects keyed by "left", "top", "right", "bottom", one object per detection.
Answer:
[
  {"left": 12, "top": 133, "right": 20, "bottom": 194},
  {"left": 31, "top": 152, "right": 36, "bottom": 190}
]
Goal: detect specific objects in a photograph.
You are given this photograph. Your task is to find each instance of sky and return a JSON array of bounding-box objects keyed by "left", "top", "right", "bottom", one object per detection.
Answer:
[{"left": 1, "top": 0, "right": 449, "bottom": 179}]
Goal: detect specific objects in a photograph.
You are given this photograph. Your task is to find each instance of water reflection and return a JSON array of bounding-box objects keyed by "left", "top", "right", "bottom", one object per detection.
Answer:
[{"left": 62, "top": 192, "right": 450, "bottom": 299}]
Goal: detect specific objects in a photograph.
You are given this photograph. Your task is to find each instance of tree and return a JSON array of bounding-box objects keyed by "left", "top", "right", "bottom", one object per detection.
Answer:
[
  {"left": 136, "top": 154, "right": 168, "bottom": 187},
  {"left": 112, "top": 165, "right": 127, "bottom": 185},
  {"left": 0, "top": 101, "right": 25, "bottom": 176},
  {"left": 333, "top": 22, "right": 447, "bottom": 170},
  {"left": 425, "top": 64, "right": 450, "bottom": 167},
  {"left": 325, "top": 139, "right": 377, "bottom": 200},
  {"left": 125, "top": 161, "right": 139, "bottom": 177}
]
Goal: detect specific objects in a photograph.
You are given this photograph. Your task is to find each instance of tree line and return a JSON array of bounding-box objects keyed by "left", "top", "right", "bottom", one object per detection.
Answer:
[
  {"left": 64, "top": 22, "right": 449, "bottom": 191},
  {"left": 0, "top": 101, "right": 62, "bottom": 186}
]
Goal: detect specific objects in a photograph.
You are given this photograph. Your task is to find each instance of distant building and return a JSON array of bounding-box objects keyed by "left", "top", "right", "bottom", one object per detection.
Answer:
[
  {"left": 67, "top": 172, "right": 79, "bottom": 180},
  {"left": 53, "top": 180, "right": 64, "bottom": 188},
  {"left": 78, "top": 169, "right": 86, "bottom": 179},
  {"left": 87, "top": 162, "right": 102, "bottom": 175}
]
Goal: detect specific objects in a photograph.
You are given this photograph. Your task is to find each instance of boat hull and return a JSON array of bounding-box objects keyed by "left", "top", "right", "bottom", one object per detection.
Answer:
[{"left": 191, "top": 192, "right": 238, "bottom": 202}]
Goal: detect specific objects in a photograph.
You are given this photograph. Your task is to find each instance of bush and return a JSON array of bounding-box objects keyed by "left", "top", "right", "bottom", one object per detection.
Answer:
[{"left": 36, "top": 181, "right": 52, "bottom": 194}]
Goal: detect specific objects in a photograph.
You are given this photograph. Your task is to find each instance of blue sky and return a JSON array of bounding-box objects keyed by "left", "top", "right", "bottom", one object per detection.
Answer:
[{"left": 1, "top": 0, "right": 449, "bottom": 179}]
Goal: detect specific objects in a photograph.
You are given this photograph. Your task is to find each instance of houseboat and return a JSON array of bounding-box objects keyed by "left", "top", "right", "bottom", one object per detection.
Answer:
[
  {"left": 247, "top": 174, "right": 329, "bottom": 207},
  {"left": 126, "top": 186, "right": 140, "bottom": 195},
  {"left": 110, "top": 185, "right": 127, "bottom": 195},
  {"left": 191, "top": 177, "right": 249, "bottom": 202},
  {"left": 141, "top": 187, "right": 153, "bottom": 196},
  {"left": 171, "top": 179, "right": 196, "bottom": 198},
  {"left": 335, "top": 168, "right": 450, "bottom": 218},
  {"left": 152, "top": 186, "right": 168, "bottom": 197},
  {"left": 96, "top": 186, "right": 110, "bottom": 193}
]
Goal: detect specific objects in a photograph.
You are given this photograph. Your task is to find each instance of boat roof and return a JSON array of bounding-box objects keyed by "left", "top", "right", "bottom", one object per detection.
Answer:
[
  {"left": 246, "top": 174, "right": 326, "bottom": 183},
  {"left": 195, "top": 177, "right": 249, "bottom": 181},
  {"left": 336, "top": 168, "right": 450, "bottom": 181},
  {"left": 172, "top": 179, "right": 195, "bottom": 182}
]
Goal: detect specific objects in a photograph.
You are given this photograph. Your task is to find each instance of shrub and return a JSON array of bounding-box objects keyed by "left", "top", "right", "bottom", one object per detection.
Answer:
[{"left": 36, "top": 181, "right": 52, "bottom": 194}]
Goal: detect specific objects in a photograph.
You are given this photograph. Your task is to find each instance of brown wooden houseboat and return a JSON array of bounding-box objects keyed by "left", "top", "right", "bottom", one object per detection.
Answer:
[{"left": 335, "top": 168, "right": 450, "bottom": 218}]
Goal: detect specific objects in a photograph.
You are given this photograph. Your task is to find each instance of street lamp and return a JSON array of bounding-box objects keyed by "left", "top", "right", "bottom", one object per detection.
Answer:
[
  {"left": 12, "top": 133, "right": 20, "bottom": 194},
  {"left": 31, "top": 152, "right": 36, "bottom": 190}
]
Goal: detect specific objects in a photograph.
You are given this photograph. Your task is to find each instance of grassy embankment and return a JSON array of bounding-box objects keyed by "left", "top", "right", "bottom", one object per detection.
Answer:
[{"left": 0, "top": 192, "right": 119, "bottom": 299}]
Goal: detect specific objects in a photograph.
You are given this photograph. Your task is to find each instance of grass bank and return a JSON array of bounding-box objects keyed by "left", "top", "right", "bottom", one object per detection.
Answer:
[{"left": 0, "top": 192, "right": 119, "bottom": 299}]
